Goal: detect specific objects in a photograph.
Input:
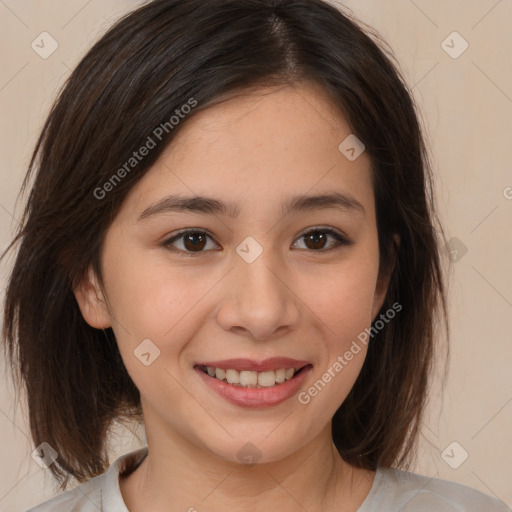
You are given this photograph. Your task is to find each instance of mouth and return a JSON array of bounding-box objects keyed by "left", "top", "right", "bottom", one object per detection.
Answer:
[
  {"left": 193, "top": 363, "right": 314, "bottom": 408},
  {"left": 194, "top": 363, "right": 311, "bottom": 389}
]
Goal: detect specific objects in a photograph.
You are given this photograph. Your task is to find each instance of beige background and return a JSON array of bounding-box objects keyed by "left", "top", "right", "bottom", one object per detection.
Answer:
[{"left": 1, "top": 1, "right": 511, "bottom": 510}]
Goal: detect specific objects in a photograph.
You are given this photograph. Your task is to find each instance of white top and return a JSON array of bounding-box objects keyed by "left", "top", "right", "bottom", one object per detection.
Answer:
[{"left": 26, "top": 446, "right": 510, "bottom": 512}]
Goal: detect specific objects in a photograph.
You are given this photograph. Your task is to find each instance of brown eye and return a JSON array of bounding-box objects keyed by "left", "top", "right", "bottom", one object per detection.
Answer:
[
  {"left": 163, "top": 227, "right": 350, "bottom": 255},
  {"left": 304, "top": 230, "right": 328, "bottom": 250},
  {"left": 183, "top": 232, "right": 207, "bottom": 251},
  {"left": 293, "top": 228, "right": 349, "bottom": 252},
  {"left": 163, "top": 230, "right": 219, "bottom": 254}
]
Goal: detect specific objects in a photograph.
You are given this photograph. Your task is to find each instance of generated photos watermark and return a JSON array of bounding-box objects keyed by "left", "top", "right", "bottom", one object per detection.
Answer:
[
  {"left": 297, "top": 301, "right": 402, "bottom": 405},
  {"left": 93, "top": 97, "right": 198, "bottom": 200}
]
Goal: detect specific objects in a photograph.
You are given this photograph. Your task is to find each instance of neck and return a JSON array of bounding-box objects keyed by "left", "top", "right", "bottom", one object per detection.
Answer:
[{"left": 120, "top": 417, "right": 374, "bottom": 512}]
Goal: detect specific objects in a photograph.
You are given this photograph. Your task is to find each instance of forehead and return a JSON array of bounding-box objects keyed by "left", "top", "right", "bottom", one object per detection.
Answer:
[
  {"left": 168, "top": 81, "right": 356, "bottom": 160},
  {"left": 119, "top": 82, "right": 374, "bottom": 222}
]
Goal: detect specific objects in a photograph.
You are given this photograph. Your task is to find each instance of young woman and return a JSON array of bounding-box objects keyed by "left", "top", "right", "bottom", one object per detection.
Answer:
[{"left": 2, "top": 1, "right": 508, "bottom": 511}]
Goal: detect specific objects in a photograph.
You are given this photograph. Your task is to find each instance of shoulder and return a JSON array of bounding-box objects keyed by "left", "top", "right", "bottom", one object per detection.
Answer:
[
  {"left": 364, "top": 466, "right": 510, "bottom": 512},
  {"left": 24, "top": 446, "right": 148, "bottom": 512},
  {"left": 24, "top": 473, "right": 105, "bottom": 511}
]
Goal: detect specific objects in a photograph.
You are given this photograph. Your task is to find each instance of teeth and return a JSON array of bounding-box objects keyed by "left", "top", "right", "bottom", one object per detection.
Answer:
[
  {"left": 239, "top": 370, "right": 258, "bottom": 387},
  {"left": 202, "top": 366, "right": 301, "bottom": 388}
]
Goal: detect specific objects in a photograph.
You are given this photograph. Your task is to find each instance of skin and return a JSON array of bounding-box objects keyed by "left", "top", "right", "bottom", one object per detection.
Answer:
[{"left": 75, "top": 81, "right": 397, "bottom": 512}]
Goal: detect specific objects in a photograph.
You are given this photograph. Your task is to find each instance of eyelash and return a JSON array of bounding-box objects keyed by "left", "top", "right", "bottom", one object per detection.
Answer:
[{"left": 162, "top": 227, "right": 351, "bottom": 256}]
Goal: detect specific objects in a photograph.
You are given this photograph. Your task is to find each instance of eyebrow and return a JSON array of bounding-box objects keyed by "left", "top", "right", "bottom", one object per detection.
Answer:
[{"left": 137, "top": 191, "right": 366, "bottom": 221}]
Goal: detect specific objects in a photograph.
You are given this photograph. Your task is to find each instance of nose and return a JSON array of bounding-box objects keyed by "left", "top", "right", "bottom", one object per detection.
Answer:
[{"left": 215, "top": 249, "right": 301, "bottom": 341}]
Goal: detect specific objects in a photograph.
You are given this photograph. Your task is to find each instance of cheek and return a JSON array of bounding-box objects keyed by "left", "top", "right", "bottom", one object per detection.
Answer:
[
  {"left": 297, "top": 257, "right": 379, "bottom": 338},
  {"left": 102, "top": 243, "right": 222, "bottom": 373},
  {"left": 102, "top": 254, "right": 204, "bottom": 397},
  {"left": 104, "top": 258, "right": 202, "bottom": 339},
  {"left": 295, "top": 262, "right": 376, "bottom": 414}
]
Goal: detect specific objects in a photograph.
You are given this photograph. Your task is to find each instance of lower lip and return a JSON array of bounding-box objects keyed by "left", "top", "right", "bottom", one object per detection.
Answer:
[{"left": 194, "top": 365, "right": 313, "bottom": 408}]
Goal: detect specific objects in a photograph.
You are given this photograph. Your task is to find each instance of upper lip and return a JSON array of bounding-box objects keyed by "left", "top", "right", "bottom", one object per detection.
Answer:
[{"left": 194, "top": 357, "right": 311, "bottom": 372}]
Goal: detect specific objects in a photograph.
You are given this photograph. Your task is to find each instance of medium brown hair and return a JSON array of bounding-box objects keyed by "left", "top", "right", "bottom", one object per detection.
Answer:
[{"left": 1, "top": 0, "right": 449, "bottom": 491}]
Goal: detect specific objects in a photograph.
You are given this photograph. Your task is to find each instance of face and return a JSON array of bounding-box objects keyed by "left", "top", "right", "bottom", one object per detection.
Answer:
[{"left": 75, "top": 82, "right": 392, "bottom": 465}]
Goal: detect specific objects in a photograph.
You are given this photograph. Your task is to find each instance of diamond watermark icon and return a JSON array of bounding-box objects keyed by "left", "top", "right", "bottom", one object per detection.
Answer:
[
  {"left": 134, "top": 338, "right": 161, "bottom": 366},
  {"left": 31, "top": 32, "right": 59, "bottom": 59},
  {"left": 31, "top": 442, "right": 58, "bottom": 469},
  {"left": 441, "top": 441, "right": 469, "bottom": 469},
  {"left": 441, "top": 31, "right": 468, "bottom": 59},
  {"left": 446, "top": 237, "right": 468, "bottom": 263},
  {"left": 338, "top": 134, "right": 365, "bottom": 161},
  {"left": 236, "top": 236, "right": 263, "bottom": 263},
  {"left": 236, "top": 442, "right": 262, "bottom": 467}
]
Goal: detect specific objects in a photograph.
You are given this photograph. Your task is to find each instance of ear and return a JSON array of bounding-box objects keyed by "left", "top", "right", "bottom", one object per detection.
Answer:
[
  {"left": 371, "top": 233, "right": 400, "bottom": 320},
  {"left": 73, "top": 266, "right": 111, "bottom": 329}
]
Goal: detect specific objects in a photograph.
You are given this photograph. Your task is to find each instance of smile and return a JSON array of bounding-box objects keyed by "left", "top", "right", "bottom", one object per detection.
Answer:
[{"left": 194, "top": 364, "right": 313, "bottom": 408}]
